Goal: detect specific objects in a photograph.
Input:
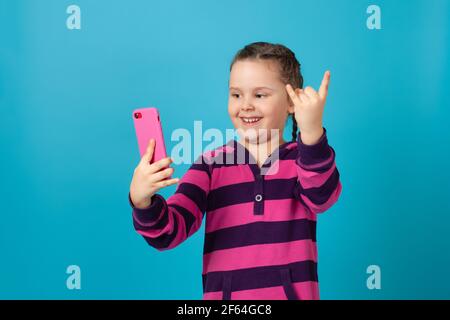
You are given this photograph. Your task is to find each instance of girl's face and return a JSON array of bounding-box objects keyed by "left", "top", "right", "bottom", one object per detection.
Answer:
[{"left": 228, "top": 59, "right": 294, "bottom": 144}]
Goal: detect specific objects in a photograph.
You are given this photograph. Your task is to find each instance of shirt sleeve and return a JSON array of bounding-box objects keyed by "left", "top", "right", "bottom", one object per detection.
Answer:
[
  {"left": 129, "top": 154, "right": 211, "bottom": 251},
  {"left": 294, "top": 127, "right": 342, "bottom": 214}
]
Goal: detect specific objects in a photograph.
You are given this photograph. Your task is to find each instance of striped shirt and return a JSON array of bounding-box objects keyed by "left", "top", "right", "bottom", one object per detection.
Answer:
[{"left": 129, "top": 128, "right": 342, "bottom": 300}]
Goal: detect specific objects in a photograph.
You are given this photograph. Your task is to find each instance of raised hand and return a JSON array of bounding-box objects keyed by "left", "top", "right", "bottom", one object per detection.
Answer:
[{"left": 286, "top": 70, "right": 330, "bottom": 145}]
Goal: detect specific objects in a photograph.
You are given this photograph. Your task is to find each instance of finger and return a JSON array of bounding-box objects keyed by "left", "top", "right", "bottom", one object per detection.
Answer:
[
  {"left": 148, "top": 157, "right": 172, "bottom": 174},
  {"left": 285, "top": 84, "right": 302, "bottom": 106},
  {"left": 141, "top": 138, "right": 155, "bottom": 164},
  {"left": 149, "top": 167, "right": 174, "bottom": 183},
  {"left": 299, "top": 90, "right": 311, "bottom": 103},
  {"left": 318, "top": 70, "right": 330, "bottom": 99},
  {"left": 153, "top": 177, "right": 180, "bottom": 189},
  {"left": 303, "top": 86, "right": 319, "bottom": 100},
  {"left": 296, "top": 89, "right": 307, "bottom": 104}
]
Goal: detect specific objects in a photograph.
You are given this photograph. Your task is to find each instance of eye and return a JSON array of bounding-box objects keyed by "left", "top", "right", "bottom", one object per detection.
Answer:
[
  {"left": 231, "top": 93, "right": 240, "bottom": 98},
  {"left": 255, "top": 93, "right": 266, "bottom": 98}
]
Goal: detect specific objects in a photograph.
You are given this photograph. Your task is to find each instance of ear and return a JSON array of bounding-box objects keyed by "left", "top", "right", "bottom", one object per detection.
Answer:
[
  {"left": 287, "top": 102, "right": 295, "bottom": 115},
  {"left": 286, "top": 93, "right": 295, "bottom": 113}
]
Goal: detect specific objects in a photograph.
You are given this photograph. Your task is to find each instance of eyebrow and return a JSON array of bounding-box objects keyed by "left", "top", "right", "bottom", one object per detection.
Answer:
[{"left": 229, "top": 86, "right": 275, "bottom": 91}]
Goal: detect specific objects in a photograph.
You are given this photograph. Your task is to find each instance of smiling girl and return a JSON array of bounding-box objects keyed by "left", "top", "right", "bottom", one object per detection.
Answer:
[{"left": 129, "top": 42, "right": 342, "bottom": 300}]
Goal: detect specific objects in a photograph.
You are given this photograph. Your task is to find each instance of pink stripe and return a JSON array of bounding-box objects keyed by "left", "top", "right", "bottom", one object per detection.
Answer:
[
  {"left": 203, "top": 291, "right": 223, "bottom": 300},
  {"left": 285, "top": 142, "right": 297, "bottom": 150},
  {"left": 203, "top": 239, "right": 317, "bottom": 273},
  {"left": 301, "top": 181, "right": 342, "bottom": 214},
  {"left": 202, "top": 281, "right": 319, "bottom": 300},
  {"left": 232, "top": 285, "right": 287, "bottom": 300},
  {"left": 211, "top": 165, "right": 254, "bottom": 190},
  {"left": 297, "top": 162, "right": 336, "bottom": 189},
  {"left": 205, "top": 199, "right": 315, "bottom": 233},
  {"left": 206, "top": 202, "right": 254, "bottom": 233},
  {"left": 292, "top": 281, "right": 320, "bottom": 300},
  {"left": 264, "top": 159, "right": 297, "bottom": 180},
  {"left": 232, "top": 281, "right": 319, "bottom": 300},
  {"left": 203, "top": 145, "right": 234, "bottom": 160},
  {"left": 178, "top": 169, "right": 209, "bottom": 194},
  {"left": 167, "top": 192, "right": 203, "bottom": 227}
]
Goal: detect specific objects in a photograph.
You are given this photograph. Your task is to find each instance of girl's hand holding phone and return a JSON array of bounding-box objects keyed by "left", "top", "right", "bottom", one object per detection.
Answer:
[{"left": 129, "top": 138, "right": 179, "bottom": 209}]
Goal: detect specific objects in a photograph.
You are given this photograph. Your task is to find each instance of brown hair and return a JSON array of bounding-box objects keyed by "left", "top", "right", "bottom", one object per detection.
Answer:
[{"left": 229, "top": 42, "right": 304, "bottom": 142}]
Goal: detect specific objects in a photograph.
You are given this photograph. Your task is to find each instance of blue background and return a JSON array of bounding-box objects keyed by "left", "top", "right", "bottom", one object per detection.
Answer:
[{"left": 1, "top": 0, "right": 449, "bottom": 299}]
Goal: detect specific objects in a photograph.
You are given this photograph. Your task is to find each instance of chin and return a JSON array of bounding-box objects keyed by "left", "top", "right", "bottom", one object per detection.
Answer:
[{"left": 237, "top": 128, "right": 273, "bottom": 145}]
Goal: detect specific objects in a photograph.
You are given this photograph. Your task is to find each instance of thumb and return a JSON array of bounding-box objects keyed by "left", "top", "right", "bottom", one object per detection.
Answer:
[{"left": 141, "top": 138, "right": 155, "bottom": 164}]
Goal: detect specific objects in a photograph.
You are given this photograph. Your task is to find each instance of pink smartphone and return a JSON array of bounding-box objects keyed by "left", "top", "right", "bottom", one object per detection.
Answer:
[{"left": 132, "top": 107, "right": 167, "bottom": 163}]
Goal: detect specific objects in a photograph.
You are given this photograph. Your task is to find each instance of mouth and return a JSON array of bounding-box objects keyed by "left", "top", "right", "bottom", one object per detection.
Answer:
[{"left": 239, "top": 117, "right": 263, "bottom": 126}]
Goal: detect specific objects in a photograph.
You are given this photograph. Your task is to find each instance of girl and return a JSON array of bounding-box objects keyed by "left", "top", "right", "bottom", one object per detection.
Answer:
[{"left": 129, "top": 42, "right": 342, "bottom": 300}]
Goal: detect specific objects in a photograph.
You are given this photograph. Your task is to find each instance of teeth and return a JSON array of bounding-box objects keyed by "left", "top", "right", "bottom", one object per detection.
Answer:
[{"left": 242, "top": 117, "right": 261, "bottom": 123}]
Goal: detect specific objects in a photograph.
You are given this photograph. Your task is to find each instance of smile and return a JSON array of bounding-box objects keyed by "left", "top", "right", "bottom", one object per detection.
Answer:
[{"left": 240, "top": 117, "right": 262, "bottom": 125}]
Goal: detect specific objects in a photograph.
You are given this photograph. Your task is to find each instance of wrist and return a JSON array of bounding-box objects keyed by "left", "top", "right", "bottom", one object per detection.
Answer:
[
  {"left": 135, "top": 198, "right": 152, "bottom": 210},
  {"left": 299, "top": 127, "right": 324, "bottom": 145},
  {"left": 130, "top": 192, "right": 153, "bottom": 209}
]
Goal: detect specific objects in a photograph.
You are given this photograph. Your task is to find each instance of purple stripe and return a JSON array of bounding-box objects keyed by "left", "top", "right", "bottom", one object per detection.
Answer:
[
  {"left": 169, "top": 203, "right": 200, "bottom": 235},
  {"left": 207, "top": 182, "right": 255, "bottom": 211},
  {"left": 136, "top": 214, "right": 179, "bottom": 250},
  {"left": 205, "top": 140, "right": 298, "bottom": 170},
  {"left": 176, "top": 182, "right": 207, "bottom": 213},
  {"left": 203, "top": 260, "right": 318, "bottom": 293},
  {"left": 204, "top": 152, "right": 298, "bottom": 170},
  {"left": 297, "top": 128, "right": 333, "bottom": 166},
  {"left": 207, "top": 178, "right": 299, "bottom": 211},
  {"left": 296, "top": 147, "right": 335, "bottom": 171},
  {"left": 203, "top": 219, "right": 316, "bottom": 254},
  {"left": 133, "top": 203, "right": 169, "bottom": 232},
  {"left": 130, "top": 193, "right": 165, "bottom": 225}
]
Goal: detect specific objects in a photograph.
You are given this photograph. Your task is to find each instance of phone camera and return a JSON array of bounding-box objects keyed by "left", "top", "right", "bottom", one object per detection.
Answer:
[{"left": 134, "top": 112, "right": 142, "bottom": 119}]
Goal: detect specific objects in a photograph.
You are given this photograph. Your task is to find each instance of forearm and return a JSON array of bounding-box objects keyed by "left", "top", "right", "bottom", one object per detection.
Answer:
[{"left": 295, "top": 127, "right": 342, "bottom": 214}]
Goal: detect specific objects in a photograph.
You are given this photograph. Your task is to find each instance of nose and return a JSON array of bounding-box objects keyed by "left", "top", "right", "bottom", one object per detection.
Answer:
[{"left": 240, "top": 99, "right": 255, "bottom": 111}]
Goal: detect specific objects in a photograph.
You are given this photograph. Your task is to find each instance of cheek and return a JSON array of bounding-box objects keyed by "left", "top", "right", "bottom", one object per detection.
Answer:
[
  {"left": 228, "top": 100, "right": 237, "bottom": 115},
  {"left": 262, "top": 104, "right": 288, "bottom": 125},
  {"left": 228, "top": 103, "right": 240, "bottom": 126},
  {"left": 228, "top": 104, "right": 236, "bottom": 119},
  {"left": 260, "top": 100, "right": 284, "bottom": 117}
]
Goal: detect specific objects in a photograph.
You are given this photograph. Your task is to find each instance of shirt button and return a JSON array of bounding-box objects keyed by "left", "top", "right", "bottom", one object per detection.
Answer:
[{"left": 255, "top": 194, "right": 263, "bottom": 202}]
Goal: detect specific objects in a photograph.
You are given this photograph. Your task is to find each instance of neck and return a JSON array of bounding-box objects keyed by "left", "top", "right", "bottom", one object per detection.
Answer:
[{"left": 238, "top": 134, "right": 287, "bottom": 167}]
